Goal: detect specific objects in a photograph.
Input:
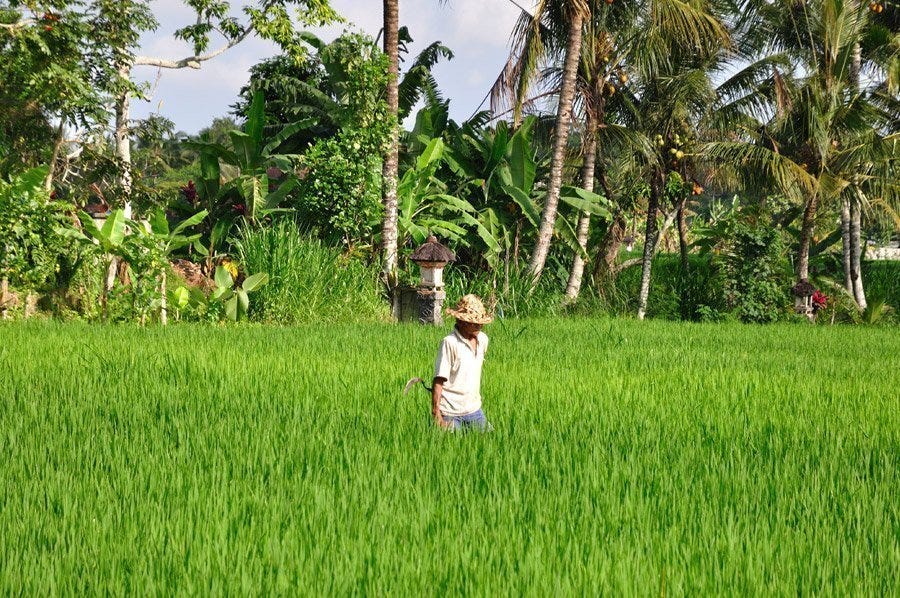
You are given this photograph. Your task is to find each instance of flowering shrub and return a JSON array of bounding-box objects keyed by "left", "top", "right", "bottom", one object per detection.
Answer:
[
  {"left": 180, "top": 180, "right": 198, "bottom": 205},
  {"left": 812, "top": 290, "right": 828, "bottom": 311}
]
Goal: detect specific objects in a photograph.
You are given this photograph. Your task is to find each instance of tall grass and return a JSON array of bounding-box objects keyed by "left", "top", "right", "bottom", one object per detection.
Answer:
[
  {"left": 1, "top": 319, "right": 897, "bottom": 593},
  {"left": 863, "top": 260, "right": 900, "bottom": 308},
  {"left": 235, "top": 220, "right": 389, "bottom": 324},
  {"left": 444, "top": 264, "right": 565, "bottom": 319}
]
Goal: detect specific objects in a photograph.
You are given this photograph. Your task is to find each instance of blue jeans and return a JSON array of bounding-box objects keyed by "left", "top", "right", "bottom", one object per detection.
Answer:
[{"left": 443, "top": 409, "right": 492, "bottom": 432}]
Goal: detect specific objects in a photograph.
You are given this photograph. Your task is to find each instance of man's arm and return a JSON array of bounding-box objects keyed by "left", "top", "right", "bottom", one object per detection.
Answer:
[{"left": 432, "top": 377, "right": 448, "bottom": 427}]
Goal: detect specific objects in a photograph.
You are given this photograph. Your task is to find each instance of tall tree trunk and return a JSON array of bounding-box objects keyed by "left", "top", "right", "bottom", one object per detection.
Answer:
[
  {"left": 110, "top": 68, "right": 129, "bottom": 307},
  {"left": 381, "top": 0, "right": 400, "bottom": 319},
  {"left": 841, "top": 197, "right": 852, "bottom": 293},
  {"left": 44, "top": 120, "right": 66, "bottom": 192},
  {"left": 564, "top": 116, "right": 598, "bottom": 302},
  {"left": 677, "top": 192, "right": 689, "bottom": 275},
  {"left": 0, "top": 276, "right": 8, "bottom": 320},
  {"left": 850, "top": 199, "right": 867, "bottom": 310},
  {"left": 637, "top": 172, "right": 663, "bottom": 320},
  {"left": 594, "top": 211, "right": 626, "bottom": 281},
  {"left": 591, "top": 159, "right": 622, "bottom": 283},
  {"left": 796, "top": 193, "right": 819, "bottom": 282},
  {"left": 115, "top": 62, "right": 134, "bottom": 219},
  {"left": 850, "top": 42, "right": 862, "bottom": 89},
  {"left": 159, "top": 270, "right": 168, "bottom": 325},
  {"left": 841, "top": 42, "right": 865, "bottom": 300},
  {"left": 527, "top": 12, "right": 584, "bottom": 284},
  {"left": 847, "top": 42, "right": 866, "bottom": 310}
]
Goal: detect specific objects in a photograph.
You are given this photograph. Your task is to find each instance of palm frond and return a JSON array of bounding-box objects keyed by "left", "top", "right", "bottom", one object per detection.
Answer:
[{"left": 703, "top": 140, "right": 817, "bottom": 202}]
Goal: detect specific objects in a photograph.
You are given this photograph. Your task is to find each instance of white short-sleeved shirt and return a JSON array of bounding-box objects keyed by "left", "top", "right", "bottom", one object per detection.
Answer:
[{"left": 434, "top": 329, "right": 489, "bottom": 416}]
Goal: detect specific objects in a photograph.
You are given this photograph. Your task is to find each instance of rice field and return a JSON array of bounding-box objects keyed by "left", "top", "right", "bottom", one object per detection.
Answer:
[{"left": 1, "top": 319, "right": 898, "bottom": 594}]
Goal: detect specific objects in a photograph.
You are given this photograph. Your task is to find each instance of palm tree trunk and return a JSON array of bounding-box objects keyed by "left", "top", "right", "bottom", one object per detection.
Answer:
[
  {"left": 381, "top": 0, "right": 400, "bottom": 319},
  {"left": 842, "top": 42, "right": 861, "bottom": 299},
  {"left": 527, "top": 12, "right": 584, "bottom": 284},
  {"left": 115, "top": 62, "right": 134, "bottom": 219},
  {"left": 592, "top": 160, "right": 623, "bottom": 282},
  {"left": 637, "top": 172, "right": 663, "bottom": 320},
  {"left": 564, "top": 119, "right": 598, "bottom": 302},
  {"left": 847, "top": 42, "right": 867, "bottom": 311},
  {"left": 841, "top": 197, "right": 852, "bottom": 293},
  {"left": 796, "top": 193, "right": 818, "bottom": 282},
  {"left": 850, "top": 198, "right": 866, "bottom": 310}
]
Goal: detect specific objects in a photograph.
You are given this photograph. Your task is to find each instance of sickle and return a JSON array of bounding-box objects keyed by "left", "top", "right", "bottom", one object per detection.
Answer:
[{"left": 403, "top": 376, "right": 433, "bottom": 395}]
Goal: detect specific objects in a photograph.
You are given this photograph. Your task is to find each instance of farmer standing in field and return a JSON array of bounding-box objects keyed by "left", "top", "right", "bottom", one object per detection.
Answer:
[{"left": 432, "top": 294, "right": 493, "bottom": 431}]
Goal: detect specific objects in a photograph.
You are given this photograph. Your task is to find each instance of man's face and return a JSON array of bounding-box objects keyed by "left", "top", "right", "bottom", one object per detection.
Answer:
[{"left": 456, "top": 320, "right": 483, "bottom": 338}]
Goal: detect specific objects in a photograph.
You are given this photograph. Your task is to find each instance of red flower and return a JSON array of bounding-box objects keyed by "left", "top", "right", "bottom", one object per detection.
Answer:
[
  {"left": 812, "top": 290, "right": 828, "bottom": 310},
  {"left": 232, "top": 203, "right": 246, "bottom": 215},
  {"left": 180, "top": 180, "right": 197, "bottom": 204}
]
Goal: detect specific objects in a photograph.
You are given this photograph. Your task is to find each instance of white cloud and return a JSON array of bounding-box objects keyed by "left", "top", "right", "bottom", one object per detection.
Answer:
[{"left": 132, "top": 0, "right": 523, "bottom": 132}]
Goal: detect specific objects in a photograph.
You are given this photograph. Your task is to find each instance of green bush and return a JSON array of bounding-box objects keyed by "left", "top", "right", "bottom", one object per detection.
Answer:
[
  {"left": 714, "top": 216, "right": 792, "bottom": 323},
  {"left": 234, "top": 219, "right": 389, "bottom": 324},
  {"left": 0, "top": 167, "right": 75, "bottom": 294},
  {"left": 611, "top": 255, "right": 718, "bottom": 320},
  {"left": 293, "top": 130, "right": 383, "bottom": 247},
  {"left": 290, "top": 32, "right": 391, "bottom": 248}
]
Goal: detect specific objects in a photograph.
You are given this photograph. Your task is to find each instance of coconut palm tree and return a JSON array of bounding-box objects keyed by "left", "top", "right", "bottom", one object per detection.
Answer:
[
  {"left": 381, "top": 0, "right": 401, "bottom": 317},
  {"left": 522, "top": 0, "right": 591, "bottom": 285},
  {"left": 705, "top": 0, "right": 898, "bottom": 308},
  {"left": 491, "top": 0, "right": 594, "bottom": 285},
  {"left": 559, "top": 9, "right": 640, "bottom": 302},
  {"left": 494, "top": 0, "right": 731, "bottom": 297},
  {"left": 381, "top": 2, "right": 454, "bottom": 317},
  {"left": 615, "top": 1, "right": 730, "bottom": 319}
]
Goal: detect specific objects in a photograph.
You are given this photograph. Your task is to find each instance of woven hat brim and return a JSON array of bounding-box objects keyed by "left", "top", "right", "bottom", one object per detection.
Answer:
[{"left": 446, "top": 308, "right": 493, "bottom": 324}]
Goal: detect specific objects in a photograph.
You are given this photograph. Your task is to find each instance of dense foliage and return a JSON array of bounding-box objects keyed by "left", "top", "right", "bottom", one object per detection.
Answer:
[
  {"left": 0, "top": 0, "right": 896, "bottom": 325},
  {"left": 0, "top": 167, "right": 72, "bottom": 292}
]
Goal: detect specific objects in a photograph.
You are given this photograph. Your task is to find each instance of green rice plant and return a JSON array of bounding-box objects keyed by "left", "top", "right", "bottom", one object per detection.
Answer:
[
  {"left": 234, "top": 219, "right": 389, "bottom": 323},
  {"left": 1, "top": 319, "right": 897, "bottom": 594}
]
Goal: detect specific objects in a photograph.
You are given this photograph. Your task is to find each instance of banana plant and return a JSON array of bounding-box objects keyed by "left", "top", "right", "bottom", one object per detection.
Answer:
[
  {"left": 211, "top": 266, "right": 269, "bottom": 322},
  {"left": 66, "top": 208, "right": 207, "bottom": 323},
  {"left": 189, "top": 91, "right": 304, "bottom": 227},
  {"left": 556, "top": 185, "right": 611, "bottom": 259},
  {"left": 140, "top": 209, "right": 208, "bottom": 324},
  {"left": 443, "top": 116, "right": 544, "bottom": 268},
  {"left": 397, "top": 137, "right": 496, "bottom": 252}
]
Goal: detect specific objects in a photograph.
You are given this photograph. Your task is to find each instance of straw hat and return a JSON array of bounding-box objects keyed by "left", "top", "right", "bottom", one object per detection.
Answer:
[{"left": 446, "top": 294, "right": 493, "bottom": 324}]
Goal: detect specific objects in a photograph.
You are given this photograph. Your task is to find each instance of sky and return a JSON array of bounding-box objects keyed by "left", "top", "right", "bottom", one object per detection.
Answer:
[{"left": 132, "top": 0, "right": 524, "bottom": 134}]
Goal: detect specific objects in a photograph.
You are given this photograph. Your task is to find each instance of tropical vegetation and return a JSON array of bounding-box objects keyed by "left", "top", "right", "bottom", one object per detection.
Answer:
[{"left": 1, "top": 0, "right": 897, "bottom": 325}]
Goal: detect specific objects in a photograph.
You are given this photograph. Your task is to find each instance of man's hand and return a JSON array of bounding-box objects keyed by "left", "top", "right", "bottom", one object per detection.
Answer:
[
  {"left": 434, "top": 413, "right": 452, "bottom": 429},
  {"left": 432, "top": 377, "right": 448, "bottom": 429}
]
